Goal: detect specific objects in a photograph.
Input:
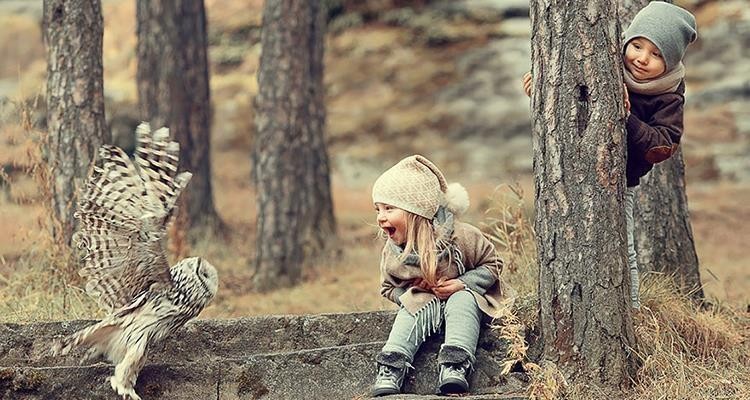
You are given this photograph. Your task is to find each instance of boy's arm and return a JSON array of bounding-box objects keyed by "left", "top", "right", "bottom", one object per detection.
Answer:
[{"left": 626, "top": 94, "right": 684, "bottom": 164}]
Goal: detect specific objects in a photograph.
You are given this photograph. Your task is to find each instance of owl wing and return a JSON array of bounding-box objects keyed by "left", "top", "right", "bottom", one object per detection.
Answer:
[{"left": 73, "top": 122, "right": 192, "bottom": 312}]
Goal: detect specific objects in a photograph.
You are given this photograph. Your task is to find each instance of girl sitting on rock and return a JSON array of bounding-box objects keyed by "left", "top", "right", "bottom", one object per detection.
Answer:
[{"left": 370, "top": 155, "right": 514, "bottom": 396}]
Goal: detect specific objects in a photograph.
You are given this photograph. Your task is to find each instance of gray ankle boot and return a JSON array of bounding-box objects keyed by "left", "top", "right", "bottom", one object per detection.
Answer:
[
  {"left": 437, "top": 345, "right": 474, "bottom": 394},
  {"left": 371, "top": 351, "right": 411, "bottom": 397}
]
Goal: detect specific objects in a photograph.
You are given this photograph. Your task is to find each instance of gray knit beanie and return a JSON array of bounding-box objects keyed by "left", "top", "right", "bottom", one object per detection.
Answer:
[
  {"left": 623, "top": 2, "right": 697, "bottom": 72},
  {"left": 372, "top": 155, "right": 469, "bottom": 220}
]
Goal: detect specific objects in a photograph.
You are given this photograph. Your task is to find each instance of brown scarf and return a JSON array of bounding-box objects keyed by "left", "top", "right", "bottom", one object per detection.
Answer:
[{"left": 623, "top": 62, "right": 685, "bottom": 95}]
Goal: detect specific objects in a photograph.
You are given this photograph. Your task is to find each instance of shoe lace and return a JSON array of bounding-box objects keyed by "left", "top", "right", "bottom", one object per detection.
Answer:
[
  {"left": 377, "top": 365, "right": 399, "bottom": 380},
  {"left": 377, "top": 362, "right": 412, "bottom": 380},
  {"left": 444, "top": 360, "right": 473, "bottom": 376}
]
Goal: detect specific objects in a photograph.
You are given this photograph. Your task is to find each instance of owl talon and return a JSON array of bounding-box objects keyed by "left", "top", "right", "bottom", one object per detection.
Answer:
[
  {"left": 64, "top": 123, "right": 216, "bottom": 400},
  {"left": 110, "top": 376, "right": 141, "bottom": 400}
]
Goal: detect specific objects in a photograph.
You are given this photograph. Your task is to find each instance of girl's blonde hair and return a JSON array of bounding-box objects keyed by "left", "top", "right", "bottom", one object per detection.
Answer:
[{"left": 401, "top": 211, "right": 440, "bottom": 286}]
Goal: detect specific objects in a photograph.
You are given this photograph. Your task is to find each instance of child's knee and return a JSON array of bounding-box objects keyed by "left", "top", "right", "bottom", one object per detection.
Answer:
[{"left": 445, "top": 289, "right": 475, "bottom": 307}]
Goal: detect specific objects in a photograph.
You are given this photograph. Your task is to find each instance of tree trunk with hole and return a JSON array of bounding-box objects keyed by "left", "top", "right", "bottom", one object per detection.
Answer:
[
  {"left": 529, "top": 0, "right": 637, "bottom": 387},
  {"left": 136, "top": 0, "right": 220, "bottom": 236},
  {"left": 619, "top": 0, "right": 704, "bottom": 301},
  {"left": 43, "top": 0, "right": 109, "bottom": 248},
  {"left": 252, "top": 1, "right": 336, "bottom": 291}
]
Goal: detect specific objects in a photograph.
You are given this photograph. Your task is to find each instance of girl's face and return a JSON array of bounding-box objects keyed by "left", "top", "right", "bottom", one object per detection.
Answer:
[
  {"left": 624, "top": 37, "right": 666, "bottom": 80},
  {"left": 375, "top": 203, "right": 408, "bottom": 245}
]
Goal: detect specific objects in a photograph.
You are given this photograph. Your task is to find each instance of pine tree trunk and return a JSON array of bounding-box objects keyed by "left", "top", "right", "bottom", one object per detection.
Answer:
[
  {"left": 43, "top": 0, "right": 108, "bottom": 247},
  {"left": 530, "top": 0, "right": 637, "bottom": 386},
  {"left": 136, "top": 0, "right": 220, "bottom": 235},
  {"left": 619, "top": 0, "right": 704, "bottom": 300},
  {"left": 303, "top": 1, "right": 337, "bottom": 251},
  {"left": 252, "top": 1, "right": 335, "bottom": 291}
]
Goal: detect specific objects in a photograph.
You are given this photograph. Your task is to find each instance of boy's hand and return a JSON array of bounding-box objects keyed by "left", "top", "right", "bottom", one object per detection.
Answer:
[
  {"left": 522, "top": 71, "right": 532, "bottom": 97},
  {"left": 623, "top": 84, "right": 631, "bottom": 114},
  {"left": 432, "top": 279, "right": 466, "bottom": 300}
]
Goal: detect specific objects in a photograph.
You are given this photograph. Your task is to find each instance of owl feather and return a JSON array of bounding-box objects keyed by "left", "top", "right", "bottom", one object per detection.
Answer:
[{"left": 52, "top": 123, "right": 218, "bottom": 400}]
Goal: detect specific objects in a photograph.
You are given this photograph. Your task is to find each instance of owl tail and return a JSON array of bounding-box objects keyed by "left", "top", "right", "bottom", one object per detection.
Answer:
[{"left": 51, "top": 320, "right": 119, "bottom": 359}]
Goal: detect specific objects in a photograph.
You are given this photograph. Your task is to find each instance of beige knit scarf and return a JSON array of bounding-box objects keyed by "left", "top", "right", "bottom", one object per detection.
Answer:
[{"left": 623, "top": 62, "right": 685, "bottom": 95}]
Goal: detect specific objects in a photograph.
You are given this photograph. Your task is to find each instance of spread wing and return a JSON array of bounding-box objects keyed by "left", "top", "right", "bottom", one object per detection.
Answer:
[{"left": 73, "top": 122, "right": 192, "bottom": 312}]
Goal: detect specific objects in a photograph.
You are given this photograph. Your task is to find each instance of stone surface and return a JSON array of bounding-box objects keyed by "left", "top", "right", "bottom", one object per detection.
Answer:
[{"left": 0, "top": 311, "right": 527, "bottom": 399}]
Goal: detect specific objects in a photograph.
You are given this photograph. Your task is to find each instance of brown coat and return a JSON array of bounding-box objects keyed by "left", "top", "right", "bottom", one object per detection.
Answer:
[
  {"left": 379, "top": 222, "right": 513, "bottom": 319},
  {"left": 626, "top": 81, "right": 685, "bottom": 187}
]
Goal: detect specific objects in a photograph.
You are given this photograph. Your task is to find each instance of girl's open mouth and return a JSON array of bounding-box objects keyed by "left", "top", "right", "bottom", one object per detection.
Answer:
[{"left": 383, "top": 227, "right": 396, "bottom": 237}]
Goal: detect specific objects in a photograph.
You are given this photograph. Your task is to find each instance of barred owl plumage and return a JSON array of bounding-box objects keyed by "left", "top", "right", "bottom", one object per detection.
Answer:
[{"left": 51, "top": 123, "right": 219, "bottom": 400}]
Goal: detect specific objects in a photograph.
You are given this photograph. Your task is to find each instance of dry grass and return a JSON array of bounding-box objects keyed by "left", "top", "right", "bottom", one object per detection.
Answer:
[
  {"left": 628, "top": 274, "right": 750, "bottom": 400},
  {"left": 474, "top": 184, "right": 750, "bottom": 400}
]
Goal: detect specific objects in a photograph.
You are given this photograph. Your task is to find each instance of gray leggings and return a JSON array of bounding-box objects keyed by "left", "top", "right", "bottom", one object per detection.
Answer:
[
  {"left": 381, "top": 290, "right": 482, "bottom": 363},
  {"left": 625, "top": 186, "right": 640, "bottom": 309}
]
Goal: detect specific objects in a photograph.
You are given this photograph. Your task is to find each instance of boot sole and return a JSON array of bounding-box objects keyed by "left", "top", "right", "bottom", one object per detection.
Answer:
[
  {"left": 439, "top": 378, "right": 469, "bottom": 394},
  {"left": 371, "top": 386, "right": 401, "bottom": 397}
]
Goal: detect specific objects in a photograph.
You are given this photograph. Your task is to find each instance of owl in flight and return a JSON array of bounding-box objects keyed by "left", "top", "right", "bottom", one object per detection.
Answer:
[{"left": 52, "top": 123, "right": 219, "bottom": 400}]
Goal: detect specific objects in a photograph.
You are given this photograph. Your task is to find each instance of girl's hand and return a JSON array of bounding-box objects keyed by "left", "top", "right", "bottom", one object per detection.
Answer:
[
  {"left": 432, "top": 279, "right": 466, "bottom": 300},
  {"left": 522, "top": 71, "right": 532, "bottom": 97},
  {"left": 412, "top": 278, "right": 432, "bottom": 291}
]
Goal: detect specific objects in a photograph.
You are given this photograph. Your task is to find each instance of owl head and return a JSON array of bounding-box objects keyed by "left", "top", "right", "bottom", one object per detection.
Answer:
[{"left": 174, "top": 256, "right": 219, "bottom": 301}]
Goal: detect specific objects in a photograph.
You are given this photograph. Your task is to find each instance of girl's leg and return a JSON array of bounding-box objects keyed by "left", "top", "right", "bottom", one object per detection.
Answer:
[
  {"left": 624, "top": 186, "right": 641, "bottom": 309},
  {"left": 438, "top": 290, "right": 482, "bottom": 394},
  {"left": 380, "top": 306, "right": 423, "bottom": 360},
  {"left": 442, "top": 290, "right": 482, "bottom": 359},
  {"left": 373, "top": 307, "right": 425, "bottom": 396}
]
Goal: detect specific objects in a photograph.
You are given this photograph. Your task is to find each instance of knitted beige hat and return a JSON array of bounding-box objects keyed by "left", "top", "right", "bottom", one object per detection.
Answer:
[{"left": 372, "top": 155, "right": 469, "bottom": 219}]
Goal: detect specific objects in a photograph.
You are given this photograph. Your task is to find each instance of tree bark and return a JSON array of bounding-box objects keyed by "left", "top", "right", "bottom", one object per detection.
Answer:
[
  {"left": 43, "top": 0, "right": 108, "bottom": 247},
  {"left": 619, "top": 0, "right": 704, "bottom": 300},
  {"left": 136, "top": 0, "right": 220, "bottom": 235},
  {"left": 252, "top": 1, "right": 336, "bottom": 291},
  {"left": 530, "top": 0, "right": 637, "bottom": 387},
  {"left": 303, "top": 1, "right": 337, "bottom": 251}
]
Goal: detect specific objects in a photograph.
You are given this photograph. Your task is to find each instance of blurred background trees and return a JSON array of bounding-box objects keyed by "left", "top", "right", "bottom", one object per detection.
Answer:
[
  {"left": 42, "top": 0, "right": 109, "bottom": 249},
  {"left": 3, "top": 0, "right": 747, "bottom": 316},
  {"left": 136, "top": 0, "right": 221, "bottom": 238},
  {"left": 251, "top": 1, "right": 335, "bottom": 291}
]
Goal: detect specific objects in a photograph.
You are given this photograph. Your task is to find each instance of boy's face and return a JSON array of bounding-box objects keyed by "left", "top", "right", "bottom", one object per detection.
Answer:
[
  {"left": 624, "top": 37, "right": 666, "bottom": 80},
  {"left": 375, "top": 203, "right": 408, "bottom": 245}
]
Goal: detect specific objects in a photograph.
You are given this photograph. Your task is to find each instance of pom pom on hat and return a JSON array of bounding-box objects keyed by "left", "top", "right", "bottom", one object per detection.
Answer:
[{"left": 444, "top": 182, "right": 469, "bottom": 216}]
